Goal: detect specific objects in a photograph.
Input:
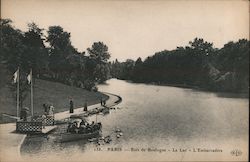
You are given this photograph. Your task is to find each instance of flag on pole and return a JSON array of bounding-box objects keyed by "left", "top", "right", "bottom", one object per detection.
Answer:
[
  {"left": 13, "top": 69, "right": 19, "bottom": 83},
  {"left": 27, "top": 69, "right": 32, "bottom": 84},
  {"left": 14, "top": 67, "right": 20, "bottom": 118}
]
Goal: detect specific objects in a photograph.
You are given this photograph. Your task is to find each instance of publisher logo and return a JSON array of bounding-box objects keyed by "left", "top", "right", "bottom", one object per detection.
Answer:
[{"left": 230, "top": 149, "right": 242, "bottom": 156}]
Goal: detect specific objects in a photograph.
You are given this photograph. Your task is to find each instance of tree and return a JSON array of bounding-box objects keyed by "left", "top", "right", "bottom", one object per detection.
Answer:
[
  {"left": 86, "top": 42, "right": 111, "bottom": 83},
  {"left": 187, "top": 38, "right": 214, "bottom": 85},
  {"left": 65, "top": 53, "right": 87, "bottom": 85},
  {"left": 215, "top": 39, "right": 249, "bottom": 91},
  {"left": 121, "top": 59, "right": 135, "bottom": 80},
  {"left": 47, "top": 26, "right": 71, "bottom": 50},
  {"left": 0, "top": 19, "right": 32, "bottom": 110},
  {"left": 46, "top": 26, "right": 78, "bottom": 81},
  {"left": 93, "top": 63, "right": 110, "bottom": 83},
  {"left": 132, "top": 57, "right": 143, "bottom": 82},
  {"left": 0, "top": 19, "right": 25, "bottom": 72},
  {"left": 23, "top": 22, "right": 49, "bottom": 77},
  {"left": 87, "top": 42, "right": 110, "bottom": 63}
]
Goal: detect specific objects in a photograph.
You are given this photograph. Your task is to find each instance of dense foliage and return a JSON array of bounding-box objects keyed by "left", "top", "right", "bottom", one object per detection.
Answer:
[
  {"left": 0, "top": 18, "right": 111, "bottom": 109},
  {"left": 1, "top": 18, "right": 249, "bottom": 97},
  {"left": 111, "top": 38, "right": 249, "bottom": 93}
]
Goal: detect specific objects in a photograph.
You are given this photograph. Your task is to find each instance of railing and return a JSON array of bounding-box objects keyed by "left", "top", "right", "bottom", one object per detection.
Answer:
[
  {"left": 45, "top": 115, "right": 55, "bottom": 125},
  {"left": 16, "top": 115, "right": 55, "bottom": 133},
  {"left": 16, "top": 121, "right": 42, "bottom": 133},
  {"left": 31, "top": 115, "right": 55, "bottom": 126}
]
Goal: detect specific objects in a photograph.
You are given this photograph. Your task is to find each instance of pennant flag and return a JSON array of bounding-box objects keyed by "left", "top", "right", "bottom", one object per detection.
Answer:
[
  {"left": 27, "top": 70, "right": 32, "bottom": 84},
  {"left": 13, "top": 69, "right": 18, "bottom": 83}
]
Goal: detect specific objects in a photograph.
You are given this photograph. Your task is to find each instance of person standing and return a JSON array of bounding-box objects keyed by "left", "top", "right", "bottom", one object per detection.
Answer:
[
  {"left": 43, "top": 104, "right": 48, "bottom": 115},
  {"left": 84, "top": 100, "right": 88, "bottom": 111},
  {"left": 22, "top": 107, "right": 29, "bottom": 121},
  {"left": 48, "top": 105, "right": 54, "bottom": 115},
  {"left": 69, "top": 98, "right": 74, "bottom": 113},
  {"left": 20, "top": 108, "right": 26, "bottom": 121},
  {"left": 100, "top": 98, "right": 103, "bottom": 106}
]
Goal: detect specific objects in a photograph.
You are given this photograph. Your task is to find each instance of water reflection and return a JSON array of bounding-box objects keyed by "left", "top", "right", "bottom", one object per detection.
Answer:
[{"left": 215, "top": 91, "right": 249, "bottom": 98}]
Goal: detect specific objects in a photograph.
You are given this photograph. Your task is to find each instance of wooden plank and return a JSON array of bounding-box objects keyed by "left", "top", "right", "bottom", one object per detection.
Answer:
[{"left": 42, "top": 125, "right": 57, "bottom": 134}]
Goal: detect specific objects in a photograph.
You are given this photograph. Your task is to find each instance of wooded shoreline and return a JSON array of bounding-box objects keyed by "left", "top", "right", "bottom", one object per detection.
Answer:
[{"left": 123, "top": 79, "right": 249, "bottom": 98}]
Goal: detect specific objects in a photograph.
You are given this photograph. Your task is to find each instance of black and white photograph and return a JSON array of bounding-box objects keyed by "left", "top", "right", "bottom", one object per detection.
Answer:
[{"left": 0, "top": 0, "right": 249, "bottom": 161}]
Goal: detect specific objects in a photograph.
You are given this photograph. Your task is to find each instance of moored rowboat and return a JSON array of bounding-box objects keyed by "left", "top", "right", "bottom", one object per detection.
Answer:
[
  {"left": 58, "top": 129, "right": 101, "bottom": 142},
  {"left": 57, "top": 116, "right": 102, "bottom": 142}
]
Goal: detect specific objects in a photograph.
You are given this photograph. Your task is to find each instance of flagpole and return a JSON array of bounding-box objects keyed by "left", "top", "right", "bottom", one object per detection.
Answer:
[
  {"left": 17, "top": 67, "right": 19, "bottom": 118},
  {"left": 31, "top": 69, "right": 33, "bottom": 116}
]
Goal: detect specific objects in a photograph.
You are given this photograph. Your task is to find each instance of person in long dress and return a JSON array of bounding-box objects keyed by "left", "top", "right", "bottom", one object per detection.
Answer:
[
  {"left": 84, "top": 100, "right": 88, "bottom": 111},
  {"left": 69, "top": 99, "right": 74, "bottom": 113},
  {"left": 100, "top": 98, "right": 103, "bottom": 106}
]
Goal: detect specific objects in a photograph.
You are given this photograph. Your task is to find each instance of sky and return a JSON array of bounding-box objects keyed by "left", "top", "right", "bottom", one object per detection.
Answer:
[{"left": 1, "top": 0, "right": 249, "bottom": 61}]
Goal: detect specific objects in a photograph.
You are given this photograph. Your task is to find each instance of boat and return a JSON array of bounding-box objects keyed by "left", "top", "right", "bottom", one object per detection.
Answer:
[
  {"left": 57, "top": 116, "right": 102, "bottom": 142},
  {"left": 59, "top": 128, "right": 101, "bottom": 142}
]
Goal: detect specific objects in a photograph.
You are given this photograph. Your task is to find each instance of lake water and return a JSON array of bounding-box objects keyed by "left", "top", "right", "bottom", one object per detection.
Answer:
[{"left": 21, "top": 79, "right": 249, "bottom": 161}]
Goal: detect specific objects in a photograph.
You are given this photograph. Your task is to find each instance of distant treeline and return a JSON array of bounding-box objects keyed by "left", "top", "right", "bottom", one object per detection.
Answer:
[
  {"left": 0, "top": 19, "right": 111, "bottom": 91},
  {"left": 111, "top": 38, "right": 249, "bottom": 93},
  {"left": 1, "top": 18, "right": 249, "bottom": 93}
]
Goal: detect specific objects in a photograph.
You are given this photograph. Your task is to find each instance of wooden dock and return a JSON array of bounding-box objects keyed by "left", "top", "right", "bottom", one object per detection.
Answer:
[
  {"left": 0, "top": 123, "right": 27, "bottom": 160},
  {"left": 42, "top": 125, "right": 57, "bottom": 134}
]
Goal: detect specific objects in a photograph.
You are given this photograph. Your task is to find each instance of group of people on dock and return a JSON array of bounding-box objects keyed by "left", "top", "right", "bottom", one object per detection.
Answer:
[
  {"left": 18, "top": 103, "right": 54, "bottom": 124},
  {"left": 69, "top": 97, "right": 106, "bottom": 114},
  {"left": 19, "top": 103, "right": 54, "bottom": 122},
  {"left": 67, "top": 120, "right": 101, "bottom": 134},
  {"left": 100, "top": 98, "right": 106, "bottom": 106},
  {"left": 43, "top": 103, "right": 55, "bottom": 115},
  {"left": 69, "top": 98, "right": 88, "bottom": 113}
]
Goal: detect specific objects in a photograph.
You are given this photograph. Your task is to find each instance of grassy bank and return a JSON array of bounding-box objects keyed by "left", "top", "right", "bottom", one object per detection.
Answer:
[{"left": 0, "top": 79, "right": 108, "bottom": 123}]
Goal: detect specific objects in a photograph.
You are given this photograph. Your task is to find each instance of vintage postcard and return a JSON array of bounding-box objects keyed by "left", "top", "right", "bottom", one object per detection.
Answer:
[{"left": 0, "top": 0, "right": 249, "bottom": 162}]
